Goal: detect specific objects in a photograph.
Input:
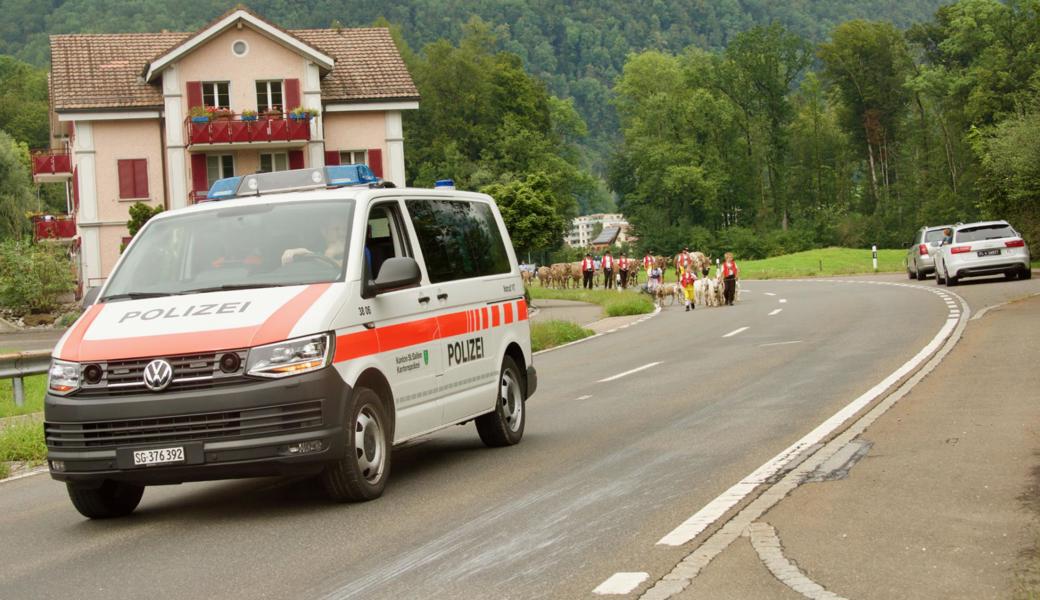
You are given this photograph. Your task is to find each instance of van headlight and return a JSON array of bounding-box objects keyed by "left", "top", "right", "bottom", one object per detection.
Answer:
[
  {"left": 48, "top": 359, "right": 81, "bottom": 395},
  {"left": 246, "top": 333, "right": 333, "bottom": 378}
]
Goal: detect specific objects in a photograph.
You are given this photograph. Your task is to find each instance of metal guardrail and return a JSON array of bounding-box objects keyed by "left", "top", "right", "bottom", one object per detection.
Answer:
[{"left": 0, "top": 351, "right": 52, "bottom": 407}]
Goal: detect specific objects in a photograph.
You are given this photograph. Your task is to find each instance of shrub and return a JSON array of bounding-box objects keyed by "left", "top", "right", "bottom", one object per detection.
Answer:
[{"left": 0, "top": 240, "right": 75, "bottom": 313}]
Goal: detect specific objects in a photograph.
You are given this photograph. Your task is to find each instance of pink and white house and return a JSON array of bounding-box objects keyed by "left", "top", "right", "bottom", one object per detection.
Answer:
[{"left": 34, "top": 7, "right": 419, "bottom": 290}]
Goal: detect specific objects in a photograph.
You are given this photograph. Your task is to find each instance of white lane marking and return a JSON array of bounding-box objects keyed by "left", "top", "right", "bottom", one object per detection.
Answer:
[
  {"left": 779, "top": 298, "right": 787, "bottom": 304},
  {"left": 764, "top": 292, "right": 777, "bottom": 296},
  {"left": 759, "top": 340, "right": 802, "bottom": 347},
  {"left": 657, "top": 297, "right": 966, "bottom": 547},
  {"left": 722, "top": 327, "right": 749, "bottom": 338},
  {"left": 768, "top": 308, "right": 782, "bottom": 316},
  {"left": 593, "top": 572, "right": 649, "bottom": 595},
  {"left": 598, "top": 362, "right": 662, "bottom": 383},
  {"left": 749, "top": 523, "right": 848, "bottom": 600},
  {"left": 577, "top": 395, "right": 591, "bottom": 401}
]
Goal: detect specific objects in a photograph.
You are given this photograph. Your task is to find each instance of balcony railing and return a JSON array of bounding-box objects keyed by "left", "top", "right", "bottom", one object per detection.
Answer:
[
  {"left": 185, "top": 116, "right": 311, "bottom": 147},
  {"left": 31, "top": 150, "right": 72, "bottom": 181},
  {"left": 33, "top": 216, "right": 76, "bottom": 241}
]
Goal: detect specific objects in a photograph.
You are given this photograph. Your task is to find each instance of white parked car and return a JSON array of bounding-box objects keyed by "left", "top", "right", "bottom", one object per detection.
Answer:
[{"left": 935, "top": 220, "right": 1032, "bottom": 286}]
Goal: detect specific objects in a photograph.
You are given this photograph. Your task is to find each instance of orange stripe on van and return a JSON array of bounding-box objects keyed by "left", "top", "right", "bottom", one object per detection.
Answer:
[
  {"left": 251, "top": 283, "right": 331, "bottom": 346},
  {"left": 504, "top": 302, "right": 514, "bottom": 324},
  {"left": 482, "top": 307, "right": 489, "bottom": 329},
  {"left": 517, "top": 299, "right": 528, "bottom": 321},
  {"left": 55, "top": 304, "right": 103, "bottom": 361},
  {"left": 491, "top": 305, "right": 500, "bottom": 327}
]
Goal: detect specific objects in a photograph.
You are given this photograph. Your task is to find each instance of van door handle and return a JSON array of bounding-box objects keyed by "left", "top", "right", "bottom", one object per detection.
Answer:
[
  {"left": 418, "top": 295, "right": 430, "bottom": 304},
  {"left": 437, "top": 293, "right": 448, "bottom": 301}
]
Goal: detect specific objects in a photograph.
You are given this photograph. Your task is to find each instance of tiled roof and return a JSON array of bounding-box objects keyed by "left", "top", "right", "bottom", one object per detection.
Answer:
[{"left": 50, "top": 26, "right": 418, "bottom": 111}]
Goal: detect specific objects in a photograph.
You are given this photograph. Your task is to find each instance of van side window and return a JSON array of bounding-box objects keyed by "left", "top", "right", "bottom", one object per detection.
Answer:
[
  {"left": 405, "top": 199, "right": 511, "bottom": 283},
  {"left": 366, "top": 203, "right": 411, "bottom": 279}
]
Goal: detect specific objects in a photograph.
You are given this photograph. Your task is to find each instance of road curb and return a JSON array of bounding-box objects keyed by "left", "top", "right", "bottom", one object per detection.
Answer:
[{"left": 533, "top": 304, "right": 661, "bottom": 357}]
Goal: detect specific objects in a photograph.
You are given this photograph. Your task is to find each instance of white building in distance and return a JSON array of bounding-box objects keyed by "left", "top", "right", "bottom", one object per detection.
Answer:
[{"left": 565, "top": 213, "right": 631, "bottom": 248}]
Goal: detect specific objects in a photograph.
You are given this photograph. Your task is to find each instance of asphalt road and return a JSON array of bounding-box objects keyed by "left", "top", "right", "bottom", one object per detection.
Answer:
[{"left": 1, "top": 273, "right": 1035, "bottom": 599}]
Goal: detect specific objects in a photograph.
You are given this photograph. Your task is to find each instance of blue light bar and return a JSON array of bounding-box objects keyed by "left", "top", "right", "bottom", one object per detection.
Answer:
[
  {"left": 206, "top": 176, "right": 242, "bottom": 200},
  {"left": 204, "top": 164, "right": 383, "bottom": 201},
  {"left": 327, "top": 164, "right": 379, "bottom": 186}
]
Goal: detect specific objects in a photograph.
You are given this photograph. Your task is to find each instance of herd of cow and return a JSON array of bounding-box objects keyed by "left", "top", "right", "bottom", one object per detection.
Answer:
[{"left": 521, "top": 251, "right": 738, "bottom": 308}]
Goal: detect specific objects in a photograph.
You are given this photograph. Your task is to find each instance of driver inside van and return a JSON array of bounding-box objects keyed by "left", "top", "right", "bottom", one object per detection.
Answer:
[{"left": 281, "top": 220, "right": 347, "bottom": 267}]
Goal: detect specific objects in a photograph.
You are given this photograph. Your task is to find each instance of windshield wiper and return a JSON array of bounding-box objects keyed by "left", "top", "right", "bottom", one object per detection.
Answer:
[
  {"left": 101, "top": 292, "right": 179, "bottom": 302},
  {"left": 181, "top": 283, "right": 294, "bottom": 294}
]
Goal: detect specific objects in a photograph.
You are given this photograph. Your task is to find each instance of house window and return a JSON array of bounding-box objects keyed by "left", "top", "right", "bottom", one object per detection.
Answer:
[
  {"left": 259, "top": 152, "right": 288, "bottom": 173},
  {"left": 206, "top": 155, "right": 235, "bottom": 187},
  {"left": 117, "top": 159, "right": 149, "bottom": 199},
  {"left": 202, "top": 82, "right": 230, "bottom": 108},
  {"left": 256, "top": 81, "right": 283, "bottom": 112},
  {"left": 339, "top": 150, "right": 367, "bottom": 165}
]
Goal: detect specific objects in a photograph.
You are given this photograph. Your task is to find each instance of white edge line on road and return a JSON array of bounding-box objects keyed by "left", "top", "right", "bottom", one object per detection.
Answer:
[
  {"left": 577, "top": 395, "right": 591, "bottom": 401},
  {"left": 0, "top": 466, "right": 48, "bottom": 484},
  {"left": 532, "top": 304, "right": 662, "bottom": 357},
  {"left": 764, "top": 292, "right": 777, "bottom": 296},
  {"left": 722, "top": 327, "right": 749, "bottom": 338},
  {"left": 759, "top": 340, "right": 802, "bottom": 347},
  {"left": 594, "top": 572, "right": 649, "bottom": 595},
  {"left": 779, "top": 298, "right": 788, "bottom": 304},
  {"left": 768, "top": 308, "right": 782, "bottom": 316},
  {"left": 657, "top": 288, "right": 966, "bottom": 546},
  {"left": 598, "top": 362, "right": 662, "bottom": 383}
]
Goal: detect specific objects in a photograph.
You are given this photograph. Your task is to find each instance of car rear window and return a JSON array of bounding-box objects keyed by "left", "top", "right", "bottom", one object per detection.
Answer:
[
  {"left": 955, "top": 224, "right": 1016, "bottom": 243},
  {"left": 924, "top": 229, "right": 946, "bottom": 243}
]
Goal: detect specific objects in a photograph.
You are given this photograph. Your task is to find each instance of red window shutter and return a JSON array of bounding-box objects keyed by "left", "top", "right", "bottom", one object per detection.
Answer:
[
  {"left": 72, "top": 167, "right": 79, "bottom": 210},
  {"left": 191, "top": 154, "right": 209, "bottom": 193},
  {"left": 324, "top": 150, "right": 340, "bottom": 166},
  {"left": 368, "top": 148, "right": 383, "bottom": 178},
  {"left": 117, "top": 160, "right": 135, "bottom": 198},
  {"left": 133, "top": 159, "right": 149, "bottom": 198},
  {"left": 187, "top": 81, "right": 203, "bottom": 108},
  {"left": 284, "top": 79, "right": 301, "bottom": 111},
  {"left": 288, "top": 150, "right": 304, "bottom": 170}
]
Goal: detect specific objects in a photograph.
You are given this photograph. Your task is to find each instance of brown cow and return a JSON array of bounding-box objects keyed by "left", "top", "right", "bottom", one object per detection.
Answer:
[{"left": 537, "top": 266, "right": 552, "bottom": 287}]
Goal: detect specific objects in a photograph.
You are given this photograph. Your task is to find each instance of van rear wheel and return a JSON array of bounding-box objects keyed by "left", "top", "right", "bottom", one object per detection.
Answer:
[
  {"left": 66, "top": 480, "right": 144, "bottom": 519},
  {"left": 322, "top": 386, "right": 390, "bottom": 502},
  {"left": 476, "top": 356, "right": 525, "bottom": 447}
]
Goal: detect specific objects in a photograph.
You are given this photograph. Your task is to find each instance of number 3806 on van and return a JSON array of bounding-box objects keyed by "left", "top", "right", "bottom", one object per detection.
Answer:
[{"left": 45, "top": 167, "right": 537, "bottom": 519}]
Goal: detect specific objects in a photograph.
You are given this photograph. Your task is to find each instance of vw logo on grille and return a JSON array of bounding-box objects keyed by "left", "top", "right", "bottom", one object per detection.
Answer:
[{"left": 143, "top": 359, "right": 174, "bottom": 392}]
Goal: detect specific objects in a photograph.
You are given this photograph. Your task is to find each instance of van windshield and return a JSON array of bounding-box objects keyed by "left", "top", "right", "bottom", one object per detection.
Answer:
[{"left": 102, "top": 200, "right": 354, "bottom": 301}]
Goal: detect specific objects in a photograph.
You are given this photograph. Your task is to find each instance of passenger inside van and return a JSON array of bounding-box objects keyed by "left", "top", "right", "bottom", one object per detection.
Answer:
[{"left": 281, "top": 220, "right": 348, "bottom": 267}]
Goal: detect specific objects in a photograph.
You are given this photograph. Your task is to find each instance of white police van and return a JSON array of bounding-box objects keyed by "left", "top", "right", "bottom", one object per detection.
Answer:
[{"left": 45, "top": 166, "right": 536, "bottom": 518}]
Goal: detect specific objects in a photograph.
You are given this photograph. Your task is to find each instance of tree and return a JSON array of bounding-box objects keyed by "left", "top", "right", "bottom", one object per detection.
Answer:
[
  {"left": 0, "top": 129, "right": 34, "bottom": 239},
  {"left": 482, "top": 173, "right": 566, "bottom": 257}
]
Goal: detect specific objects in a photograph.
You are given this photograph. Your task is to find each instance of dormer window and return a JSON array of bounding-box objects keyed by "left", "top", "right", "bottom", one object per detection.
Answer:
[
  {"left": 202, "top": 82, "right": 230, "bottom": 109},
  {"left": 256, "top": 81, "right": 283, "bottom": 112}
]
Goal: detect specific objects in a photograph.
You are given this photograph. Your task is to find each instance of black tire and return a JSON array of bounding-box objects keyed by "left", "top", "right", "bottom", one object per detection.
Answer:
[
  {"left": 1005, "top": 272, "right": 1017, "bottom": 280},
  {"left": 66, "top": 480, "right": 144, "bottom": 519},
  {"left": 916, "top": 268, "right": 926, "bottom": 281},
  {"left": 946, "top": 271, "right": 958, "bottom": 286},
  {"left": 475, "top": 356, "right": 526, "bottom": 448},
  {"left": 1022, "top": 268, "right": 1033, "bottom": 280},
  {"left": 322, "top": 386, "right": 391, "bottom": 502}
]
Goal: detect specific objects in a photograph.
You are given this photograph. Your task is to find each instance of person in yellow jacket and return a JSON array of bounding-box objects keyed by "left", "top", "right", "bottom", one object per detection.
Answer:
[{"left": 680, "top": 268, "right": 696, "bottom": 311}]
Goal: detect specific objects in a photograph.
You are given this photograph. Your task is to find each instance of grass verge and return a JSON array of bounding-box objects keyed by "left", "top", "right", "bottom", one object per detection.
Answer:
[
  {"left": 530, "top": 320, "right": 594, "bottom": 352},
  {"left": 0, "top": 374, "right": 46, "bottom": 418},
  {"left": 0, "top": 420, "right": 47, "bottom": 479},
  {"left": 651, "top": 247, "right": 906, "bottom": 281},
  {"left": 527, "top": 287, "right": 655, "bottom": 317}
]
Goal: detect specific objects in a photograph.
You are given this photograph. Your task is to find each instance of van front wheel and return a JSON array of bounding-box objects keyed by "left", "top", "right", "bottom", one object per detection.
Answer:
[
  {"left": 66, "top": 480, "right": 144, "bottom": 519},
  {"left": 322, "top": 386, "right": 390, "bottom": 502},
  {"left": 476, "top": 356, "right": 526, "bottom": 447}
]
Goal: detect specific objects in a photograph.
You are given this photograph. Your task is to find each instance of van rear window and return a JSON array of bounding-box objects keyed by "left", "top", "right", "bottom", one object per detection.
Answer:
[{"left": 406, "top": 199, "right": 511, "bottom": 283}]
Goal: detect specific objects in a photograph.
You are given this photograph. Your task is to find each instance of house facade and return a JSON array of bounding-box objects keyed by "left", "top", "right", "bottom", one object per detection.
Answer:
[{"left": 33, "top": 8, "right": 419, "bottom": 290}]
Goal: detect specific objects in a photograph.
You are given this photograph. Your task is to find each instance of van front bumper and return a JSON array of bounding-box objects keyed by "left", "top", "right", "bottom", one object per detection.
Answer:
[{"left": 44, "top": 367, "right": 351, "bottom": 486}]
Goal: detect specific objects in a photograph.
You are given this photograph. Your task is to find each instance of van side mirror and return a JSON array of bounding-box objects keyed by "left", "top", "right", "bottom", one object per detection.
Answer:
[
  {"left": 81, "top": 287, "right": 101, "bottom": 308},
  {"left": 363, "top": 257, "right": 421, "bottom": 298}
]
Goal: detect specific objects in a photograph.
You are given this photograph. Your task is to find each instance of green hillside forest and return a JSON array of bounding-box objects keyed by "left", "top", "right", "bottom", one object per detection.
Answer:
[{"left": 0, "top": 0, "right": 1037, "bottom": 261}]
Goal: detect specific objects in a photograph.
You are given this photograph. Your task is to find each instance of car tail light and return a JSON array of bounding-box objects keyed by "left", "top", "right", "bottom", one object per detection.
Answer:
[
  {"left": 1006, "top": 239, "right": 1025, "bottom": 248},
  {"left": 918, "top": 243, "right": 929, "bottom": 256},
  {"left": 950, "top": 245, "right": 972, "bottom": 254}
]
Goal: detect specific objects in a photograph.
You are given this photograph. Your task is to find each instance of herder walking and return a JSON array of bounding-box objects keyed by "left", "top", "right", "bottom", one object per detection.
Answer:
[
  {"left": 582, "top": 252, "right": 595, "bottom": 289},
  {"left": 618, "top": 252, "right": 630, "bottom": 289},
  {"left": 602, "top": 250, "right": 615, "bottom": 289},
  {"left": 721, "top": 252, "right": 739, "bottom": 306}
]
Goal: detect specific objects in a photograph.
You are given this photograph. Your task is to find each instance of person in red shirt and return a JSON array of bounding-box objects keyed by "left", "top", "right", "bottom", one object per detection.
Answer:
[
  {"left": 618, "top": 252, "right": 630, "bottom": 289},
  {"left": 720, "top": 252, "right": 739, "bottom": 306},
  {"left": 581, "top": 252, "right": 595, "bottom": 289},
  {"left": 677, "top": 247, "right": 693, "bottom": 280},
  {"left": 680, "top": 268, "right": 696, "bottom": 311},
  {"left": 602, "top": 250, "right": 615, "bottom": 289}
]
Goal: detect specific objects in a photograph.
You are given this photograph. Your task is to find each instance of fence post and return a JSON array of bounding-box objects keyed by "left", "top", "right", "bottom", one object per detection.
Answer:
[
  {"left": 872, "top": 245, "right": 878, "bottom": 272},
  {"left": 13, "top": 375, "right": 24, "bottom": 408}
]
